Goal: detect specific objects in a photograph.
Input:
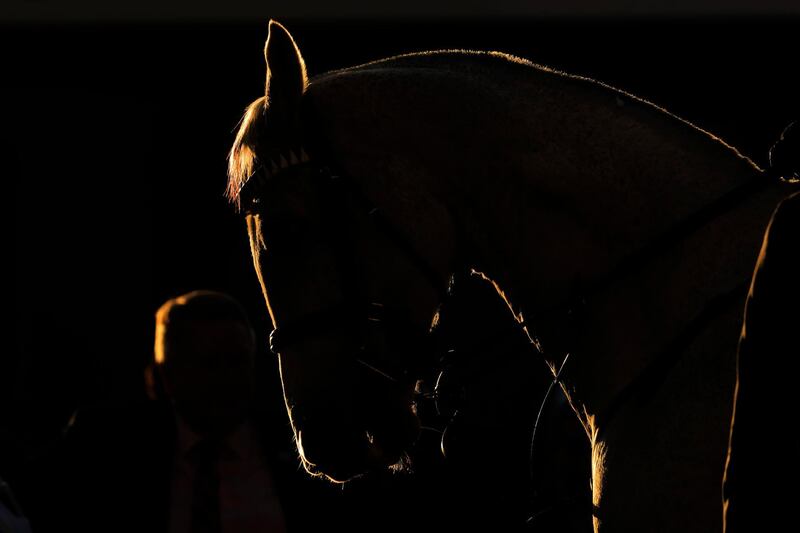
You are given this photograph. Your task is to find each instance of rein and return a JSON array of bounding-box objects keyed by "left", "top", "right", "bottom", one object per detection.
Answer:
[
  {"left": 537, "top": 174, "right": 774, "bottom": 435},
  {"left": 523, "top": 174, "right": 781, "bottom": 525},
  {"left": 242, "top": 147, "right": 778, "bottom": 428},
  {"left": 239, "top": 146, "right": 783, "bottom": 526}
]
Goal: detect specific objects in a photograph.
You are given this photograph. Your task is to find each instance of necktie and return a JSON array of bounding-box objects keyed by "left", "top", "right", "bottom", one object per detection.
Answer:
[{"left": 188, "top": 438, "right": 222, "bottom": 533}]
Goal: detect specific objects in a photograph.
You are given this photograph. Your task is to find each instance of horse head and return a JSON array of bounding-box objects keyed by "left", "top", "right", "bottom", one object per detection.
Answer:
[{"left": 228, "top": 21, "right": 458, "bottom": 482}]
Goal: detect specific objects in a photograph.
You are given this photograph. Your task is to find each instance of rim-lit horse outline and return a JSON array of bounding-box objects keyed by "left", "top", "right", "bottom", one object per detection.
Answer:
[{"left": 227, "top": 21, "right": 798, "bottom": 532}]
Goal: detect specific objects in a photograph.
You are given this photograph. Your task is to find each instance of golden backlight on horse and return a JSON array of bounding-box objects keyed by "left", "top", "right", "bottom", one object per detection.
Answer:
[{"left": 228, "top": 19, "right": 799, "bottom": 533}]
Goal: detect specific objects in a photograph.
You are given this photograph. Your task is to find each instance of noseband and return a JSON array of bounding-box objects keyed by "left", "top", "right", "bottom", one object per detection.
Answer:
[{"left": 239, "top": 153, "right": 452, "bottom": 388}]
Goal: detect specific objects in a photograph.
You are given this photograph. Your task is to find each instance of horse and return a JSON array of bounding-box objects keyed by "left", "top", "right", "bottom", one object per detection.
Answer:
[{"left": 227, "top": 20, "right": 798, "bottom": 532}]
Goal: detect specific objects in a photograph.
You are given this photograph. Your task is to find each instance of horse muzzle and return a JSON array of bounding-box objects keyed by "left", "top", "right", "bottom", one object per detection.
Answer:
[{"left": 292, "top": 405, "right": 420, "bottom": 482}]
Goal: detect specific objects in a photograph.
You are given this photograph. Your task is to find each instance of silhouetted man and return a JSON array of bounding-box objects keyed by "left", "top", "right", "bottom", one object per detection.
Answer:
[
  {"left": 59, "top": 290, "right": 338, "bottom": 533},
  {"left": 152, "top": 290, "right": 286, "bottom": 533}
]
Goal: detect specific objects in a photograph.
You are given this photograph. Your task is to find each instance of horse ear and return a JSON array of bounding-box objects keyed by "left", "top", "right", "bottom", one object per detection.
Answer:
[{"left": 264, "top": 20, "right": 308, "bottom": 112}]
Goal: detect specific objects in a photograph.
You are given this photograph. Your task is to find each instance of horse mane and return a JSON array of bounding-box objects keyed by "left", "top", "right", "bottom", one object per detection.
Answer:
[
  {"left": 314, "top": 48, "right": 552, "bottom": 77},
  {"left": 227, "top": 49, "right": 760, "bottom": 209},
  {"left": 314, "top": 48, "right": 755, "bottom": 165}
]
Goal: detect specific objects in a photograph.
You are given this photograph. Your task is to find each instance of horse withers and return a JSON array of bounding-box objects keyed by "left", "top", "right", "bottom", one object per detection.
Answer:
[{"left": 228, "top": 21, "right": 798, "bottom": 532}]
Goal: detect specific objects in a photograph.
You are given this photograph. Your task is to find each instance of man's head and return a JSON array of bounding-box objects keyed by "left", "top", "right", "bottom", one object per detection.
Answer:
[{"left": 154, "top": 290, "right": 256, "bottom": 437}]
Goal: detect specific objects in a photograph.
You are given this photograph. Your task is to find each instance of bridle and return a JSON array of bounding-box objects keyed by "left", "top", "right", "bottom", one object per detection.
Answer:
[
  {"left": 239, "top": 151, "right": 451, "bottom": 392},
  {"left": 237, "top": 143, "right": 790, "bottom": 524}
]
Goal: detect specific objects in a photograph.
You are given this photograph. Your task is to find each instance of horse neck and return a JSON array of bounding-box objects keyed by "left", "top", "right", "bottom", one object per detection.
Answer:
[{"left": 447, "top": 144, "right": 791, "bottom": 423}]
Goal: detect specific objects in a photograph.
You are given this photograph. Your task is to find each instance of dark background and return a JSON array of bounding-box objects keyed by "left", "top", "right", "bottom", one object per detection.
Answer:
[
  {"left": 3, "top": 1, "right": 799, "bottom": 20},
  {"left": 3, "top": 8, "right": 799, "bottom": 530}
]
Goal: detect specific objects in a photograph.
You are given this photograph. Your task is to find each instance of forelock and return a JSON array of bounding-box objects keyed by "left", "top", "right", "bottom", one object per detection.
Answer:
[{"left": 227, "top": 97, "right": 268, "bottom": 207}]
